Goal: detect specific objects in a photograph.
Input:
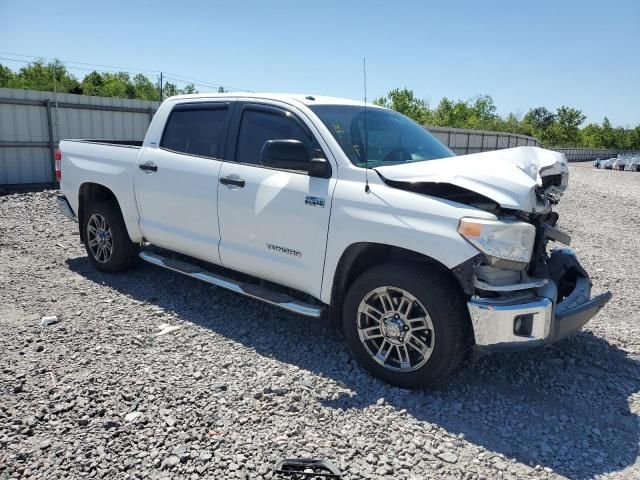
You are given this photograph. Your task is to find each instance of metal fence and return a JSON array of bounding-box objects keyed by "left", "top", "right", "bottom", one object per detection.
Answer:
[
  {"left": 426, "top": 125, "right": 540, "bottom": 155},
  {"left": 0, "top": 88, "right": 159, "bottom": 190},
  {"left": 0, "top": 88, "right": 636, "bottom": 190},
  {"left": 552, "top": 148, "right": 640, "bottom": 162}
]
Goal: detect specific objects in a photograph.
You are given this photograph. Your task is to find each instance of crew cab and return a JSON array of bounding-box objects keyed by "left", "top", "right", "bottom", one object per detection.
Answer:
[{"left": 56, "top": 93, "right": 611, "bottom": 388}]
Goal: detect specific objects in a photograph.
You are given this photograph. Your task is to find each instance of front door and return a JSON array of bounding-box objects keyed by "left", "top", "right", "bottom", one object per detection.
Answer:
[
  {"left": 217, "top": 103, "right": 335, "bottom": 298},
  {"left": 134, "top": 102, "right": 231, "bottom": 264}
]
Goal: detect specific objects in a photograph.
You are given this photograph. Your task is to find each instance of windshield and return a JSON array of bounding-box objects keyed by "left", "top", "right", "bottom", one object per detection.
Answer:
[{"left": 309, "top": 105, "right": 455, "bottom": 168}]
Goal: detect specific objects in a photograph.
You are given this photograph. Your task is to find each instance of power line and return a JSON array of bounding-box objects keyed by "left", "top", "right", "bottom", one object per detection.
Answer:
[
  {"left": 0, "top": 56, "right": 154, "bottom": 78},
  {"left": 163, "top": 72, "right": 250, "bottom": 92},
  {"left": 0, "top": 51, "right": 160, "bottom": 74},
  {"left": 0, "top": 51, "right": 252, "bottom": 92}
]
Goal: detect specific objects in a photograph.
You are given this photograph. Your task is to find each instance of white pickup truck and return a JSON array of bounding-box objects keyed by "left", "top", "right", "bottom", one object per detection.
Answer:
[{"left": 56, "top": 93, "right": 611, "bottom": 388}]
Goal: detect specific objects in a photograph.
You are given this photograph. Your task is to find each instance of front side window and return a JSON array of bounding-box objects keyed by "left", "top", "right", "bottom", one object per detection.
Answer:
[
  {"left": 235, "top": 109, "right": 312, "bottom": 165},
  {"left": 161, "top": 106, "right": 228, "bottom": 158},
  {"left": 309, "top": 105, "right": 454, "bottom": 168}
]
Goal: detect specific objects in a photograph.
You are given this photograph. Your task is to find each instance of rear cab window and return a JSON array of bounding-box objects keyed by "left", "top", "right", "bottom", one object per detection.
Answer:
[{"left": 160, "top": 103, "right": 229, "bottom": 159}]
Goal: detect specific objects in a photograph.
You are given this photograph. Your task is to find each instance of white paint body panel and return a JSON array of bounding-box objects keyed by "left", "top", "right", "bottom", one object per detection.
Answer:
[
  {"left": 375, "top": 146, "right": 568, "bottom": 213},
  {"left": 58, "top": 141, "right": 145, "bottom": 242},
  {"left": 217, "top": 164, "right": 335, "bottom": 297},
  {"left": 58, "top": 92, "right": 569, "bottom": 307},
  {"left": 134, "top": 148, "right": 223, "bottom": 264}
]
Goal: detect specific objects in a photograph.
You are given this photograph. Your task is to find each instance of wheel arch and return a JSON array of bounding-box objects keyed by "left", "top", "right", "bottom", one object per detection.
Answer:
[
  {"left": 78, "top": 182, "right": 126, "bottom": 242},
  {"left": 328, "top": 242, "right": 467, "bottom": 328}
]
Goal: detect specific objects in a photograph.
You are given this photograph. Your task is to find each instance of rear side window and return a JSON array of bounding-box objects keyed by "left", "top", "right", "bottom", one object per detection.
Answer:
[
  {"left": 235, "top": 109, "right": 312, "bottom": 165},
  {"left": 161, "top": 106, "right": 228, "bottom": 158}
]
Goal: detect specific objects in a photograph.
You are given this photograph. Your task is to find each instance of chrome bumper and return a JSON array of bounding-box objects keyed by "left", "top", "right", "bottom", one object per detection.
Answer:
[
  {"left": 56, "top": 194, "right": 77, "bottom": 221},
  {"left": 467, "top": 251, "right": 612, "bottom": 352},
  {"left": 468, "top": 296, "right": 552, "bottom": 350},
  {"left": 469, "top": 291, "right": 611, "bottom": 352}
]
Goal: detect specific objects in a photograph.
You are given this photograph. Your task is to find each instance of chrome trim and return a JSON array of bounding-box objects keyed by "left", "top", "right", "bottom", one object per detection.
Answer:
[
  {"left": 474, "top": 277, "right": 548, "bottom": 292},
  {"left": 139, "top": 251, "right": 323, "bottom": 318},
  {"left": 56, "top": 194, "right": 77, "bottom": 221},
  {"left": 468, "top": 296, "right": 553, "bottom": 348}
]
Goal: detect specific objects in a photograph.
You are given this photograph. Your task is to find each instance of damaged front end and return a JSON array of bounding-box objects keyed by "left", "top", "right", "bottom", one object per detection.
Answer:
[
  {"left": 375, "top": 147, "right": 611, "bottom": 352},
  {"left": 461, "top": 213, "right": 611, "bottom": 352}
]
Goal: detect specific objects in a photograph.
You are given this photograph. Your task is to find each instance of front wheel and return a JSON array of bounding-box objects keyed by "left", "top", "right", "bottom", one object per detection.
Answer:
[
  {"left": 83, "top": 200, "right": 138, "bottom": 273},
  {"left": 342, "top": 263, "right": 471, "bottom": 388}
]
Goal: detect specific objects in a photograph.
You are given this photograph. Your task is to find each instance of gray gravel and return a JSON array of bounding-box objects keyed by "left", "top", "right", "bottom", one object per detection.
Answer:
[{"left": 1, "top": 164, "right": 639, "bottom": 480}]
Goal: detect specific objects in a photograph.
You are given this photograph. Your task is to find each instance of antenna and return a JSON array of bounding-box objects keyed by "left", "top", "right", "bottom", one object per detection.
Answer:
[{"left": 363, "top": 58, "right": 370, "bottom": 193}]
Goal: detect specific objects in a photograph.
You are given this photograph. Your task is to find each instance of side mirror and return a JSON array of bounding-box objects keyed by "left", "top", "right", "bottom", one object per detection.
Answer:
[{"left": 260, "top": 140, "right": 328, "bottom": 177}]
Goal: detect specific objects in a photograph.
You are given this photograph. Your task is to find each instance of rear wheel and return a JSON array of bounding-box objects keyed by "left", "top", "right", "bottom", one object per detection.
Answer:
[
  {"left": 342, "top": 263, "right": 470, "bottom": 388},
  {"left": 83, "top": 200, "right": 138, "bottom": 272}
]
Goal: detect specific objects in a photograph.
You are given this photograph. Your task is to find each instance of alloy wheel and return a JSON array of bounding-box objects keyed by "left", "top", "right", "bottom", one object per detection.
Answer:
[
  {"left": 87, "top": 213, "right": 113, "bottom": 263},
  {"left": 356, "top": 286, "right": 435, "bottom": 372}
]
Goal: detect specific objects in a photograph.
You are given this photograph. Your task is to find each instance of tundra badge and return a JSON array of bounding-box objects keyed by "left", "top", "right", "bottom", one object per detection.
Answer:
[{"left": 305, "top": 196, "right": 325, "bottom": 208}]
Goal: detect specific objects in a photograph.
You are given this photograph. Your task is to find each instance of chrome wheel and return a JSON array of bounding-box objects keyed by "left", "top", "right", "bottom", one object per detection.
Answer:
[
  {"left": 357, "top": 286, "right": 435, "bottom": 372},
  {"left": 87, "top": 213, "right": 113, "bottom": 264}
]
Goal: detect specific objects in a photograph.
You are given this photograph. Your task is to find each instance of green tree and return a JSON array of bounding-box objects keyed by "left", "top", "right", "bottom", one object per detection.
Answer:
[
  {"left": 373, "top": 88, "right": 430, "bottom": 124},
  {"left": 80, "top": 71, "right": 104, "bottom": 96},
  {"left": 180, "top": 83, "right": 197, "bottom": 95},
  {"left": 162, "top": 81, "right": 180, "bottom": 98},
  {"left": 468, "top": 95, "right": 498, "bottom": 128},
  {"left": 100, "top": 72, "right": 135, "bottom": 98},
  {"left": 580, "top": 122, "right": 603, "bottom": 147},
  {"left": 9, "top": 59, "right": 80, "bottom": 93},
  {"left": 0, "top": 64, "right": 14, "bottom": 88},
  {"left": 548, "top": 106, "right": 586, "bottom": 146},
  {"left": 599, "top": 117, "right": 616, "bottom": 148},
  {"left": 133, "top": 73, "right": 160, "bottom": 100},
  {"left": 432, "top": 97, "right": 473, "bottom": 128}
]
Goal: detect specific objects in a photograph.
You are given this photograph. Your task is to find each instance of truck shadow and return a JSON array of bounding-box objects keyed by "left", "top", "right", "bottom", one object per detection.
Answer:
[{"left": 67, "top": 257, "right": 640, "bottom": 479}]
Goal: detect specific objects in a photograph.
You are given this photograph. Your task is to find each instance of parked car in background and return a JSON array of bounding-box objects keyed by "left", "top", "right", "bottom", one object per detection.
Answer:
[
  {"left": 625, "top": 156, "right": 640, "bottom": 172},
  {"left": 602, "top": 158, "right": 615, "bottom": 169},
  {"left": 613, "top": 157, "right": 626, "bottom": 171},
  {"left": 624, "top": 155, "right": 640, "bottom": 172},
  {"left": 55, "top": 93, "right": 611, "bottom": 388}
]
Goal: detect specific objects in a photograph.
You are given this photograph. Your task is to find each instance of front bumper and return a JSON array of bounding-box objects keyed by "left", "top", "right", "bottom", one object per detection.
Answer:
[
  {"left": 467, "top": 250, "right": 612, "bottom": 352},
  {"left": 56, "top": 194, "right": 77, "bottom": 221}
]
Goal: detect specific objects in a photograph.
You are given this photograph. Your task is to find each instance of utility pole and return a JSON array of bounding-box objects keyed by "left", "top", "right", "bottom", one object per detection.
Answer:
[{"left": 159, "top": 72, "right": 163, "bottom": 101}]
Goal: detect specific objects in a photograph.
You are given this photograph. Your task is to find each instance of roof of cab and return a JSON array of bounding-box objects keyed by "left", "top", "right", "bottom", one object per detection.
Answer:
[{"left": 164, "top": 92, "right": 375, "bottom": 108}]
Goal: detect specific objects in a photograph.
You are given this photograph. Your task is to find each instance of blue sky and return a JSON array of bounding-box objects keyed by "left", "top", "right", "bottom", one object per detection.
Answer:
[{"left": 1, "top": 0, "right": 638, "bottom": 125}]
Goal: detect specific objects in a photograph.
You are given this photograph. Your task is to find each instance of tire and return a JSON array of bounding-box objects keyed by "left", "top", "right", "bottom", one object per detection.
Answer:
[
  {"left": 342, "top": 263, "right": 470, "bottom": 388},
  {"left": 83, "top": 200, "right": 138, "bottom": 273}
]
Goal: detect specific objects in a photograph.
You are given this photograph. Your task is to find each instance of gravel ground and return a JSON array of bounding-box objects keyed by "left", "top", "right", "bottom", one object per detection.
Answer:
[{"left": 1, "top": 164, "right": 639, "bottom": 480}]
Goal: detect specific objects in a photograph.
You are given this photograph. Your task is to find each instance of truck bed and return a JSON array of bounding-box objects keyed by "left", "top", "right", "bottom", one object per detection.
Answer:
[{"left": 59, "top": 138, "right": 145, "bottom": 243}]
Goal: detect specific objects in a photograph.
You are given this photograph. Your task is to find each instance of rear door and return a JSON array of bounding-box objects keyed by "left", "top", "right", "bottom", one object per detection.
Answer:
[
  {"left": 217, "top": 102, "right": 336, "bottom": 298},
  {"left": 134, "top": 101, "right": 232, "bottom": 264}
]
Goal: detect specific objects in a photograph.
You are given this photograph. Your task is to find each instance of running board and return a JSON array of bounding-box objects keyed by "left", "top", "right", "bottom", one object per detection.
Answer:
[{"left": 139, "top": 251, "right": 323, "bottom": 318}]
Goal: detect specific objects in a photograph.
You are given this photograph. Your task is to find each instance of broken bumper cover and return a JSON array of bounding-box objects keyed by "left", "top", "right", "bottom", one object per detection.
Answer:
[
  {"left": 467, "top": 252, "right": 612, "bottom": 352},
  {"left": 56, "top": 194, "right": 77, "bottom": 221}
]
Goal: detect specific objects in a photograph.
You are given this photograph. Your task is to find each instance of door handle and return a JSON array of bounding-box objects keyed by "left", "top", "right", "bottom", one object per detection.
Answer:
[
  {"left": 219, "top": 176, "right": 245, "bottom": 188},
  {"left": 139, "top": 163, "right": 158, "bottom": 172}
]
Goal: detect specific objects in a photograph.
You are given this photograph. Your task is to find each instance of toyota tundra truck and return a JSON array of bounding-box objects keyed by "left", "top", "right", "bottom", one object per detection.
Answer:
[{"left": 56, "top": 93, "right": 611, "bottom": 388}]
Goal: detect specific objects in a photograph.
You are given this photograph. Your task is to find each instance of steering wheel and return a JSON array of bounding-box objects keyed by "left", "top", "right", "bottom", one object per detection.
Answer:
[{"left": 383, "top": 148, "right": 408, "bottom": 162}]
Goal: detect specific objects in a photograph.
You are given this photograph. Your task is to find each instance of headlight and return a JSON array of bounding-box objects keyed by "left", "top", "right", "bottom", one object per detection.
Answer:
[{"left": 458, "top": 217, "right": 536, "bottom": 269}]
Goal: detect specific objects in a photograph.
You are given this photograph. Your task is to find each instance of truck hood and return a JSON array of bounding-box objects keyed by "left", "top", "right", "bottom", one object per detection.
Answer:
[{"left": 374, "top": 146, "right": 568, "bottom": 213}]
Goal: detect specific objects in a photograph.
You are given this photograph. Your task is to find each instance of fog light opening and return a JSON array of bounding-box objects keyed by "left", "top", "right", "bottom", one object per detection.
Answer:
[{"left": 513, "top": 313, "right": 534, "bottom": 337}]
